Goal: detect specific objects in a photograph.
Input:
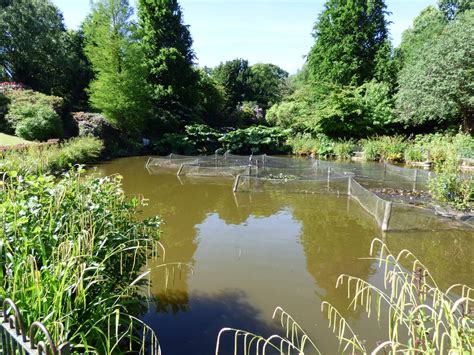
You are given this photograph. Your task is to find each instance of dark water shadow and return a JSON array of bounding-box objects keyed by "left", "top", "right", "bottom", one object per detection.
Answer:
[{"left": 142, "top": 289, "right": 284, "bottom": 355}]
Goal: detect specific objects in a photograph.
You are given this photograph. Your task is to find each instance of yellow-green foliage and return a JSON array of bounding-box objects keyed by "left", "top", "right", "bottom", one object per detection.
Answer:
[{"left": 0, "top": 136, "right": 104, "bottom": 174}]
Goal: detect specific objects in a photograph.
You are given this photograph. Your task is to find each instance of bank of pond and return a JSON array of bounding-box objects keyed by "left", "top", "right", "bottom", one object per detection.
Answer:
[{"left": 0, "top": 143, "right": 473, "bottom": 354}]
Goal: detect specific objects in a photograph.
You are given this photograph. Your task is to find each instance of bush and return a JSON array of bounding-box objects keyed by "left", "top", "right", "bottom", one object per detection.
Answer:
[
  {"left": 185, "top": 124, "right": 221, "bottom": 153},
  {"left": 361, "top": 136, "right": 407, "bottom": 162},
  {"left": 361, "top": 138, "right": 382, "bottom": 161},
  {"left": 429, "top": 156, "right": 473, "bottom": 211},
  {"left": 11, "top": 102, "right": 63, "bottom": 140},
  {"left": 333, "top": 141, "right": 354, "bottom": 160},
  {"left": 153, "top": 132, "right": 193, "bottom": 155},
  {"left": 404, "top": 145, "right": 425, "bottom": 163},
  {"left": 50, "top": 136, "right": 104, "bottom": 171},
  {"left": 219, "top": 126, "right": 291, "bottom": 154}
]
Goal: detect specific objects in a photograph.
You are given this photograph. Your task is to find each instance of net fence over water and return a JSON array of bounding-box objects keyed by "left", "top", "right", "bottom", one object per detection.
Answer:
[{"left": 146, "top": 154, "right": 473, "bottom": 232}]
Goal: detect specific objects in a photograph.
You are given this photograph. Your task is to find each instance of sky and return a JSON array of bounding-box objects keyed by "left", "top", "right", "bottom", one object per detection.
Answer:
[{"left": 51, "top": 0, "right": 437, "bottom": 74}]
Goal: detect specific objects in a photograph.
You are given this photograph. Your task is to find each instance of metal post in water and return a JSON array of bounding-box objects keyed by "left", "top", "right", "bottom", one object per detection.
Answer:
[
  {"left": 348, "top": 177, "right": 352, "bottom": 196},
  {"left": 382, "top": 201, "right": 393, "bottom": 232},
  {"left": 177, "top": 164, "right": 186, "bottom": 176},
  {"left": 233, "top": 175, "right": 242, "bottom": 192}
]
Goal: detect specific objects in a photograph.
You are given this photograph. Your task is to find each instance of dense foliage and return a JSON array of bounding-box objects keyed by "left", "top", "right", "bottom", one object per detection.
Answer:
[
  {"left": 0, "top": 1, "right": 91, "bottom": 107},
  {"left": 0, "top": 136, "right": 104, "bottom": 174},
  {"left": 138, "top": 0, "right": 201, "bottom": 130},
  {"left": 2, "top": 88, "right": 64, "bottom": 140},
  {"left": 0, "top": 168, "right": 161, "bottom": 352},
  {"left": 396, "top": 9, "right": 474, "bottom": 131},
  {"left": 84, "top": 0, "right": 151, "bottom": 133},
  {"left": 307, "top": 0, "right": 390, "bottom": 86}
]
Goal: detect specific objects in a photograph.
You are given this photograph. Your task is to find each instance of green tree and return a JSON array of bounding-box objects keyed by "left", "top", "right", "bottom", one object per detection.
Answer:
[
  {"left": 84, "top": 0, "right": 151, "bottom": 133},
  {"left": 307, "top": 0, "right": 390, "bottom": 86},
  {"left": 138, "top": 0, "right": 200, "bottom": 131},
  {"left": 249, "top": 63, "right": 289, "bottom": 109},
  {"left": 398, "top": 6, "right": 446, "bottom": 63},
  {"left": 196, "top": 69, "right": 226, "bottom": 127},
  {"left": 0, "top": 0, "right": 73, "bottom": 97},
  {"left": 396, "top": 10, "right": 474, "bottom": 131},
  {"left": 212, "top": 59, "right": 253, "bottom": 113},
  {"left": 438, "top": 0, "right": 473, "bottom": 20}
]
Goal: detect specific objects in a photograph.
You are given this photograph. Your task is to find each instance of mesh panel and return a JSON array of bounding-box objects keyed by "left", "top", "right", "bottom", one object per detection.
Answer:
[
  {"left": 178, "top": 164, "right": 249, "bottom": 177},
  {"left": 349, "top": 178, "right": 390, "bottom": 227},
  {"left": 235, "top": 175, "right": 349, "bottom": 195},
  {"left": 385, "top": 163, "right": 434, "bottom": 184},
  {"left": 388, "top": 203, "right": 473, "bottom": 232}
]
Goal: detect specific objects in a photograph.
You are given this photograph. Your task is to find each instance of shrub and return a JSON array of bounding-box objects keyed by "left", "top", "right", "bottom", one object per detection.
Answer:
[
  {"left": 50, "top": 136, "right": 104, "bottom": 171},
  {"left": 378, "top": 136, "right": 407, "bottom": 162},
  {"left": 219, "top": 126, "right": 291, "bottom": 154},
  {"left": 404, "top": 144, "right": 424, "bottom": 163},
  {"left": 362, "top": 138, "right": 382, "bottom": 161},
  {"left": 333, "top": 141, "right": 354, "bottom": 160},
  {"left": 153, "top": 132, "right": 194, "bottom": 155},
  {"left": 3, "top": 88, "right": 64, "bottom": 115},
  {"left": 10, "top": 102, "right": 64, "bottom": 140},
  {"left": 361, "top": 136, "right": 407, "bottom": 162},
  {"left": 185, "top": 124, "right": 221, "bottom": 153},
  {"left": 429, "top": 157, "right": 473, "bottom": 211}
]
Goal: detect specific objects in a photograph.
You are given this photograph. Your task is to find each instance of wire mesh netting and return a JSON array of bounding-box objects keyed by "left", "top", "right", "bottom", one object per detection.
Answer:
[
  {"left": 234, "top": 175, "right": 350, "bottom": 195},
  {"left": 348, "top": 178, "right": 391, "bottom": 229},
  {"left": 146, "top": 154, "right": 473, "bottom": 232}
]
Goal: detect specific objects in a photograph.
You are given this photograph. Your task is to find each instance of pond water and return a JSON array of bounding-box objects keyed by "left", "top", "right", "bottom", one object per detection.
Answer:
[{"left": 95, "top": 156, "right": 473, "bottom": 354}]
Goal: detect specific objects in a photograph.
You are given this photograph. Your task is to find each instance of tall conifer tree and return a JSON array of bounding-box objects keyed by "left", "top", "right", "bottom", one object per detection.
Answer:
[
  {"left": 138, "top": 0, "right": 200, "bottom": 130},
  {"left": 307, "top": 0, "right": 390, "bottom": 86}
]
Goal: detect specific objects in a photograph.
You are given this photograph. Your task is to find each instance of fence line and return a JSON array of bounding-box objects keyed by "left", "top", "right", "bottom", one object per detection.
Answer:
[
  {"left": 147, "top": 154, "right": 473, "bottom": 233},
  {"left": 1, "top": 298, "right": 70, "bottom": 355}
]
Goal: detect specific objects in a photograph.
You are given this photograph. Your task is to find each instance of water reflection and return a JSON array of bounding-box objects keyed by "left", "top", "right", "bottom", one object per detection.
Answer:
[{"left": 94, "top": 157, "right": 473, "bottom": 354}]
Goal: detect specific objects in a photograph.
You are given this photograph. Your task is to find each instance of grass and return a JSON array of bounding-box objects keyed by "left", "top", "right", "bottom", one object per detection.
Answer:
[
  {"left": 0, "top": 168, "right": 162, "bottom": 353},
  {"left": 0, "top": 136, "right": 104, "bottom": 174},
  {"left": 0, "top": 132, "right": 30, "bottom": 146}
]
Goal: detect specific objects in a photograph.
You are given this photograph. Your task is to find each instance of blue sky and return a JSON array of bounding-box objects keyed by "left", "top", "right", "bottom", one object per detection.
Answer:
[{"left": 52, "top": 0, "right": 437, "bottom": 73}]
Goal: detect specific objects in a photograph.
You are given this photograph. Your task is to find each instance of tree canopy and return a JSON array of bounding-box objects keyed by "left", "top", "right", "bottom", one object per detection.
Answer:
[
  {"left": 138, "top": 0, "right": 200, "bottom": 130},
  {"left": 84, "top": 0, "right": 150, "bottom": 133},
  {"left": 307, "top": 0, "right": 390, "bottom": 86}
]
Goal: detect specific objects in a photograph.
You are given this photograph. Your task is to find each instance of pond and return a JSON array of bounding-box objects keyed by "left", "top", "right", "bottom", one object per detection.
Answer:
[{"left": 95, "top": 156, "right": 473, "bottom": 354}]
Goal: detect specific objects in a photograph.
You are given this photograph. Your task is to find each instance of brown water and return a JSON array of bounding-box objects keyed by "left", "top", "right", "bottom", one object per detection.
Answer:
[{"left": 94, "top": 156, "right": 473, "bottom": 355}]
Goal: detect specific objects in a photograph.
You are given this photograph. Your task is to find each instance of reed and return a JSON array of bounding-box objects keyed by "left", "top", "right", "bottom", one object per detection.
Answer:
[
  {"left": 0, "top": 167, "right": 162, "bottom": 353},
  {"left": 216, "top": 238, "right": 473, "bottom": 354}
]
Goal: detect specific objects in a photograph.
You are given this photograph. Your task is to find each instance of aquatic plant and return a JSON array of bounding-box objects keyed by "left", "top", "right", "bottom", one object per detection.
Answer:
[
  {"left": 216, "top": 238, "right": 474, "bottom": 354},
  {"left": 0, "top": 168, "right": 162, "bottom": 353}
]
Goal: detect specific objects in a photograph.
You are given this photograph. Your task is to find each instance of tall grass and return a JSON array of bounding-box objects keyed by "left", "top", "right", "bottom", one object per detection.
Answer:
[
  {"left": 216, "top": 238, "right": 473, "bottom": 354},
  {"left": 0, "top": 136, "right": 104, "bottom": 174},
  {"left": 0, "top": 168, "right": 161, "bottom": 353}
]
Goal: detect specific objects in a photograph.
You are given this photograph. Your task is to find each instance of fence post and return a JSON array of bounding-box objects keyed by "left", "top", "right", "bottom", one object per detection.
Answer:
[
  {"left": 177, "top": 164, "right": 186, "bottom": 176},
  {"left": 413, "top": 169, "right": 418, "bottom": 182},
  {"left": 382, "top": 201, "right": 393, "bottom": 232},
  {"left": 233, "top": 175, "right": 242, "bottom": 192},
  {"left": 348, "top": 177, "right": 352, "bottom": 196}
]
